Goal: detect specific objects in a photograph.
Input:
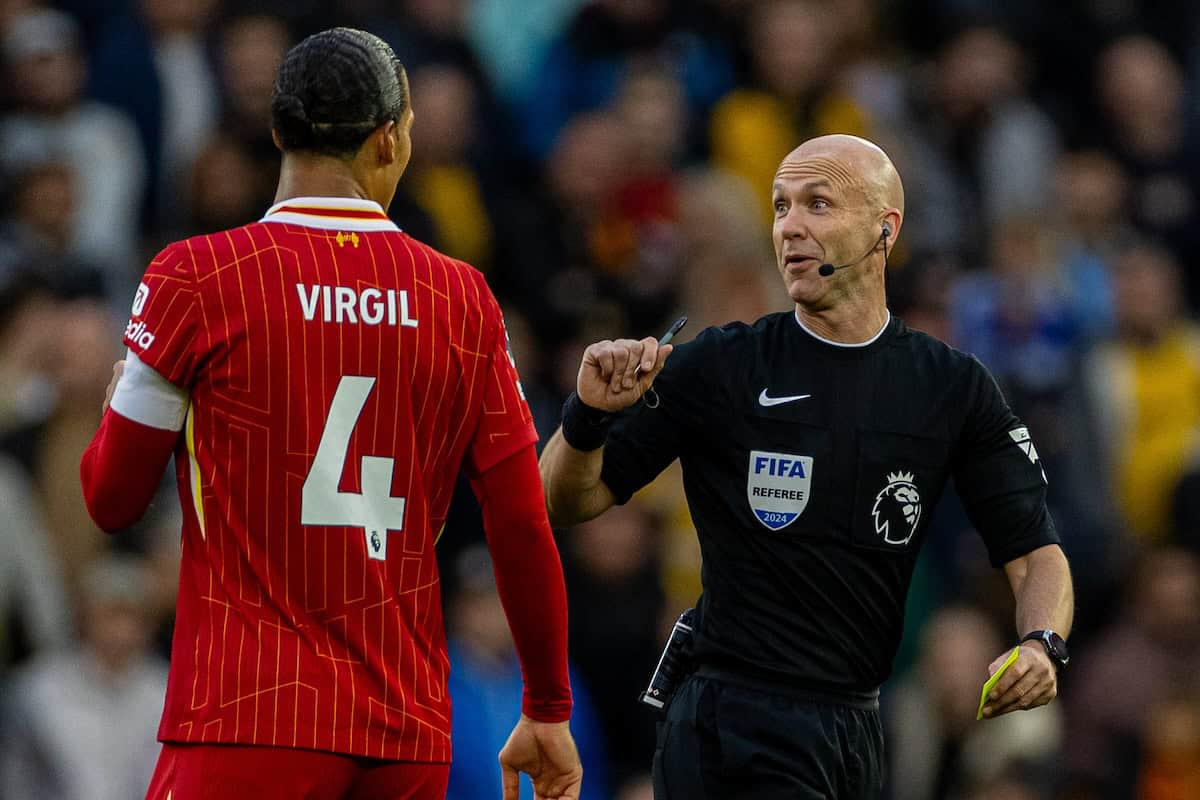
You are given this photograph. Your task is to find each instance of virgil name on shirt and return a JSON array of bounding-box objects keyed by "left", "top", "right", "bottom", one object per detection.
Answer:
[
  {"left": 598, "top": 311, "right": 1056, "bottom": 694},
  {"left": 296, "top": 283, "right": 419, "bottom": 327}
]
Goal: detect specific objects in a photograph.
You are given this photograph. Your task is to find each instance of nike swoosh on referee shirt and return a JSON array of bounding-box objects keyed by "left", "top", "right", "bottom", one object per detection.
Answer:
[{"left": 758, "top": 389, "right": 812, "bottom": 406}]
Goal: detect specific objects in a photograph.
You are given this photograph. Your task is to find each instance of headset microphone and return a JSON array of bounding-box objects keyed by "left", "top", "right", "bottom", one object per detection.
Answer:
[{"left": 817, "top": 226, "right": 891, "bottom": 277}]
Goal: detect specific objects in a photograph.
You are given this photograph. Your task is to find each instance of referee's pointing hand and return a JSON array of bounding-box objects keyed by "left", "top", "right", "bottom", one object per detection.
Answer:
[{"left": 578, "top": 337, "right": 673, "bottom": 412}]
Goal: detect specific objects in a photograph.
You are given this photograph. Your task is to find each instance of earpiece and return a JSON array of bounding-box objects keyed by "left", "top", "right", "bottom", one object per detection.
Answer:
[{"left": 882, "top": 224, "right": 891, "bottom": 239}]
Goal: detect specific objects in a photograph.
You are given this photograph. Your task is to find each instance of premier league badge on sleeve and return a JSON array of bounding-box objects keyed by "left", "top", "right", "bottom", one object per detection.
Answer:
[{"left": 747, "top": 450, "right": 813, "bottom": 531}]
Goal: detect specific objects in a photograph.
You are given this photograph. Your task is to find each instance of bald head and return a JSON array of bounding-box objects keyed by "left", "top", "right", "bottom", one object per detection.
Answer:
[{"left": 779, "top": 134, "right": 905, "bottom": 216}]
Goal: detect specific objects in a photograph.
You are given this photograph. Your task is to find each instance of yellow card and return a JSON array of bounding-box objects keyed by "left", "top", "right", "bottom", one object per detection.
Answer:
[{"left": 977, "top": 646, "right": 1021, "bottom": 720}]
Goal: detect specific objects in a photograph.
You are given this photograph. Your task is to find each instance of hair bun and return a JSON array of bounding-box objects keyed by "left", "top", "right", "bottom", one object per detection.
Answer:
[{"left": 274, "top": 92, "right": 311, "bottom": 126}]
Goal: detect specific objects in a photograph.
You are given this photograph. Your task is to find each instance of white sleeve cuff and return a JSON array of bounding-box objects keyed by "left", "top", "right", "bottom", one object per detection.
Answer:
[{"left": 110, "top": 350, "right": 189, "bottom": 431}]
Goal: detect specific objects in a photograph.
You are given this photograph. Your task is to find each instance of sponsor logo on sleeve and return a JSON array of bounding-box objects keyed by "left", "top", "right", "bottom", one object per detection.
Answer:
[
  {"left": 747, "top": 450, "right": 812, "bottom": 530},
  {"left": 131, "top": 282, "right": 150, "bottom": 316},
  {"left": 872, "top": 471, "right": 922, "bottom": 546},
  {"left": 125, "top": 318, "right": 155, "bottom": 350}
]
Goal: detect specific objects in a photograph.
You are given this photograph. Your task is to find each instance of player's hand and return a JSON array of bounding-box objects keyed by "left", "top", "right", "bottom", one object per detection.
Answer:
[
  {"left": 102, "top": 360, "right": 124, "bottom": 413},
  {"left": 498, "top": 715, "right": 582, "bottom": 800},
  {"left": 576, "top": 337, "right": 673, "bottom": 412},
  {"left": 979, "top": 643, "right": 1057, "bottom": 718}
]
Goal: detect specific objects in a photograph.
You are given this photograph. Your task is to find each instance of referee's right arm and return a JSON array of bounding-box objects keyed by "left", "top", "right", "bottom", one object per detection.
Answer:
[
  {"left": 540, "top": 336, "right": 672, "bottom": 526},
  {"left": 540, "top": 428, "right": 617, "bottom": 526}
]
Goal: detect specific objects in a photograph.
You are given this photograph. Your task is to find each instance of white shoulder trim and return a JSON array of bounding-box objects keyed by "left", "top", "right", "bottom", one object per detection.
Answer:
[{"left": 110, "top": 350, "right": 189, "bottom": 431}]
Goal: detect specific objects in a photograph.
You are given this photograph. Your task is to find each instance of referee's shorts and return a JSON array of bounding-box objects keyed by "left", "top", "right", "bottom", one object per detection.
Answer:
[{"left": 652, "top": 669, "right": 884, "bottom": 799}]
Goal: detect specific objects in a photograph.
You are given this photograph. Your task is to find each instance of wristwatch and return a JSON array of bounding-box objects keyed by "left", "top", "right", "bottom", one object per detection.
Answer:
[{"left": 1021, "top": 629, "right": 1069, "bottom": 672}]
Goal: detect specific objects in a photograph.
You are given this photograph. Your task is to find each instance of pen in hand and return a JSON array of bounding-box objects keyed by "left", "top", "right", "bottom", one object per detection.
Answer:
[{"left": 634, "top": 315, "right": 687, "bottom": 377}]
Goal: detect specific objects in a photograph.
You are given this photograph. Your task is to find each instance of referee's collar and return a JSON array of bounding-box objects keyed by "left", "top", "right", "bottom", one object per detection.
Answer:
[
  {"left": 260, "top": 196, "right": 401, "bottom": 232},
  {"left": 793, "top": 308, "right": 892, "bottom": 348}
]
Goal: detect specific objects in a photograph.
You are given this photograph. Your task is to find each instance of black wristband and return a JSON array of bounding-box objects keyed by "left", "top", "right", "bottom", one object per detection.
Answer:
[{"left": 560, "top": 392, "right": 614, "bottom": 451}]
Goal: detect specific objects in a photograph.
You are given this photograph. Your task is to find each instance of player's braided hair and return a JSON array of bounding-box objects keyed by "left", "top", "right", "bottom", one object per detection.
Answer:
[{"left": 271, "top": 27, "right": 408, "bottom": 158}]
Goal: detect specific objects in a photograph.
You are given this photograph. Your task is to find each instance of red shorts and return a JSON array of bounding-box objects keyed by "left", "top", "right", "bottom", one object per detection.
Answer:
[{"left": 145, "top": 743, "right": 450, "bottom": 800}]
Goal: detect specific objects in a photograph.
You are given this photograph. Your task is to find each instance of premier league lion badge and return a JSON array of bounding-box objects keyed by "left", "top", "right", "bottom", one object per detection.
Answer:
[{"left": 872, "top": 471, "right": 921, "bottom": 546}]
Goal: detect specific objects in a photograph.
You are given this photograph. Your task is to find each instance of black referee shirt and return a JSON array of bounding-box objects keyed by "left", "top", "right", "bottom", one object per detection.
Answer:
[{"left": 599, "top": 311, "right": 1060, "bottom": 693}]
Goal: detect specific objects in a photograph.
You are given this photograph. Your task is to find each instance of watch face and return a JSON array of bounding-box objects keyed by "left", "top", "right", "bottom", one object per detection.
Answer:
[{"left": 1044, "top": 631, "right": 1069, "bottom": 666}]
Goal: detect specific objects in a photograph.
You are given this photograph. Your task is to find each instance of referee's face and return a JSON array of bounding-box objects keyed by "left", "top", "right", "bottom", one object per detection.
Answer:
[{"left": 771, "top": 153, "right": 875, "bottom": 305}]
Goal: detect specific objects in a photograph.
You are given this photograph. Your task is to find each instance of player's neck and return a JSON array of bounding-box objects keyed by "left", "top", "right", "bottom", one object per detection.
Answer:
[
  {"left": 795, "top": 295, "right": 890, "bottom": 345},
  {"left": 274, "top": 154, "right": 377, "bottom": 207}
]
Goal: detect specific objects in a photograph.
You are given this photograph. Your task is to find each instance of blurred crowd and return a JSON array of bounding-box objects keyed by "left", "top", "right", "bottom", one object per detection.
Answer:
[{"left": 1, "top": 0, "right": 1200, "bottom": 798}]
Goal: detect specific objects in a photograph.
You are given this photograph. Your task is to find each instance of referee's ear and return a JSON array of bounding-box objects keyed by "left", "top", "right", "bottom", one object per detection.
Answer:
[{"left": 879, "top": 210, "right": 902, "bottom": 248}]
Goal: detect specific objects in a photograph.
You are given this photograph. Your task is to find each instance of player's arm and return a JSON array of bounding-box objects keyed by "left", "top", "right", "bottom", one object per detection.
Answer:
[
  {"left": 470, "top": 444, "right": 572, "bottom": 721},
  {"left": 80, "top": 353, "right": 187, "bottom": 532},
  {"left": 540, "top": 337, "right": 671, "bottom": 527},
  {"left": 468, "top": 444, "right": 582, "bottom": 800},
  {"left": 466, "top": 282, "right": 583, "bottom": 799}
]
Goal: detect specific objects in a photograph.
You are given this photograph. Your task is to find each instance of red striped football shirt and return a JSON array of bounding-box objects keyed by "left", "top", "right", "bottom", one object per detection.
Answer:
[{"left": 125, "top": 197, "right": 537, "bottom": 762}]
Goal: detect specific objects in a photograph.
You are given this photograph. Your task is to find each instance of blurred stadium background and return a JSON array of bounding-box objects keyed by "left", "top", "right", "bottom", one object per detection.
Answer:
[{"left": 0, "top": 0, "right": 1199, "bottom": 798}]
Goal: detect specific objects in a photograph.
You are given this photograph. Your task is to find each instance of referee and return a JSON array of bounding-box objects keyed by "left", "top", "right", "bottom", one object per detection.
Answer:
[{"left": 539, "top": 134, "right": 1074, "bottom": 799}]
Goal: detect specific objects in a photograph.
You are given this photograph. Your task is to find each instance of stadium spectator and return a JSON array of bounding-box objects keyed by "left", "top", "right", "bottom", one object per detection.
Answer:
[
  {"left": 0, "top": 454, "right": 72, "bottom": 668},
  {"left": 520, "top": 0, "right": 733, "bottom": 159},
  {"left": 503, "top": 110, "right": 634, "bottom": 339},
  {"left": 949, "top": 215, "right": 1083, "bottom": 399},
  {"left": 1049, "top": 150, "right": 1128, "bottom": 341},
  {"left": 88, "top": 0, "right": 219, "bottom": 226},
  {"left": 709, "top": 0, "right": 872, "bottom": 223},
  {"left": 562, "top": 501, "right": 664, "bottom": 784},
  {"left": 35, "top": 298, "right": 118, "bottom": 590},
  {"left": 947, "top": 214, "right": 1089, "bottom": 525},
  {"left": 445, "top": 545, "right": 608, "bottom": 800},
  {"left": 211, "top": 12, "right": 291, "bottom": 209},
  {"left": 0, "top": 7, "right": 145, "bottom": 297},
  {"left": 181, "top": 136, "right": 266, "bottom": 237},
  {"left": 0, "top": 270, "right": 58, "bottom": 445},
  {"left": 1135, "top": 693, "right": 1200, "bottom": 800},
  {"left": 1064, "top": 547, "right": 1200, "bottom": 798},
  {"left": 0, "top": 555, "right": 167, "bottom": 800},
  {"left": 405, "top": 62, "right": 497, "bottom": 268},
  {"left": 0, "top": 160, "right": 108, "bottom": 301},
  {"left": 1095, "top": 35, "right": 1200, "bottom": 310},
  {"left": 1077, "top": 243, "right": 1200, "bottom": 544},
  {"left": 0, "top": 261, "right": 116, "bottom": 591},
  {"left": 466, "top": 0, "right": 584, "bottom": 105},
  {"left": 902, "top": 26, "right": 1060, "bottom": 264}
]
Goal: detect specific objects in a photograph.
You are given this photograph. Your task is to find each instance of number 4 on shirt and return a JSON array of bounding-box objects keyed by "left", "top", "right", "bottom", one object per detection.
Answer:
[{"left": 301, "top": 375, "right": 406, "bottom": 561}]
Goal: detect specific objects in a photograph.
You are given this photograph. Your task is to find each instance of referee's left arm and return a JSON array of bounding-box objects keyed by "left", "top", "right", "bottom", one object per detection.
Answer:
[
  {"left": 978, "top": 545, "right": 1074, "bottom": 718},
  {"left": 1005, "top": 544, "right": 1074, "bottom": 647}
]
